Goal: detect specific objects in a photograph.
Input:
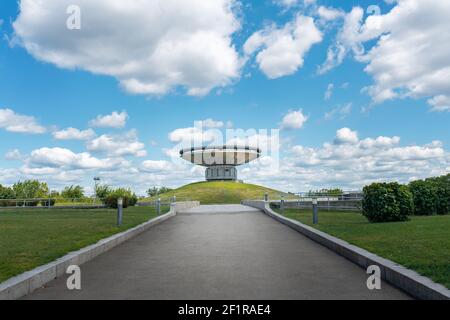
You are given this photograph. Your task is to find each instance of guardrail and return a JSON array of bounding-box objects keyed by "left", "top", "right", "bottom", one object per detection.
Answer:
[
  {"left": 265, "top": 191, "right": 363, "bottom": 212},
  {"left": 0, "top": 198, "right": 105, "bottom": 209}
]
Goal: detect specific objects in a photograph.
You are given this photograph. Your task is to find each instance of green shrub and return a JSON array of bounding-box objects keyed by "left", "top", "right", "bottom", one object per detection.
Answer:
[
  {"left": 103, "top": 188, "right": 138, "bottom": 209},
  {"left": 13, "top": 180, "right": 49, "bottom": 199},
  {"left": 409, "top": 180, "right": 437, "bottom": 215},
  {"left": 428, "top": 174, "right": 450, "bottom": 215},
  {"left": 362, "top": 182, "right": 413, "bottom": 223},
  {"left": 408, "top": 174, "right": 450, "bottom": 216},
  {"left": 0, "top": 185, "right": 15, "bottom": 207},
  {"left": 61, "top": 185, "right": 85, "bottom": 201}
]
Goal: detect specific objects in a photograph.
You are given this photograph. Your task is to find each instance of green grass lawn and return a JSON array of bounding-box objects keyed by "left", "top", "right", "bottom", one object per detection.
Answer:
[
  {"left": 143, "top": 181, "right": 294, "bottom": 204},
  {"left": 274, "top": 208, "right": 450, "bottom": 289},
  {"left": 0, "top": 206, "right": 168, "bottom": 283}
]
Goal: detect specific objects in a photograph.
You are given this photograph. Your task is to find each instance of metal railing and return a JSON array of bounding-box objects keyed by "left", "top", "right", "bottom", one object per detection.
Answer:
[
  {"left": 0, "top": 198, "right": 106, "bottom": 209},
  {"left": 266, "top": 191, "right": 363, "bottom": 212}
]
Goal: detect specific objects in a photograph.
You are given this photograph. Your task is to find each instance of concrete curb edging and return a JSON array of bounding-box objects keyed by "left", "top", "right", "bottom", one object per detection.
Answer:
[
  {"left": 242, "top": 200, "right": 450, "bottom": 300},
  {"left": 0, "top": 201, "right": 200, "bottom": 300}
]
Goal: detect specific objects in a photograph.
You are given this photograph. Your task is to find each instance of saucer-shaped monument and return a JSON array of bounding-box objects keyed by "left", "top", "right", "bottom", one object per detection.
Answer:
[{"left": 179, "top": 145, "right": 261, "bottom": 181}]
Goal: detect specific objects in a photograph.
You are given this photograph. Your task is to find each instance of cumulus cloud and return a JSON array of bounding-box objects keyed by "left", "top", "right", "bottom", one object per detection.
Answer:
[
  {"left": 87, "top": 130, "right": 147, "bottom": 157},
  {"left": 244, "top": 15, "right": 322, "bottom": 79},
  {"left": 319, "top": 0, "right": 450, "bottom": 111},
  {"left": 273, "top": 129, "right": 448, "bottom": 191},
  {"left": 317, "top": 6, "right": 345, "bottom": 21},
  {"left": 53, "top": 127, "right": 95, "bottom": 140},
  {"left": 334, "top": 128, "right": 359, "bottom": 145},
  {"left": 89, "top": 111, "right": 128, "bottom": 129},
  {"left": 13, "top": 0, "right": 241, "bottom": 97},
  {"left": 29, "top": 147, "right": 114, "bottom": 170},
  {"left": 0, "top": 108, "right": 46, "bottom": 134},
  {"left": 168, "top": 126, "right": 223, "bottom": 147},
  {"left": 280, "top": 109, "right": 308, "bottom": 130},
  {"left": 141, "top": 160, "right": 174, "bottom": 172},
  {"left": 5, "top": 149, "right": 22, "bottom": 161}
]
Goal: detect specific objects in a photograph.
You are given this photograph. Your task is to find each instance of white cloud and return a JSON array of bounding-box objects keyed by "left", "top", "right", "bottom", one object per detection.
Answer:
[
  {"left": 168, "top": 126, "right": 221, "bottom": 146},
  {"left": 324, "top": 83, "right": 334, "bottom": 100},
  {"left": 53, "top": 127, "right": 95, "bottom": 140},
  {"left": 280, "top": 109, "right": 308, "bottom": 130},
  {"left": 0, "top": 108, "right": 46, "bottom": 134},
  {"left": 87, "top": 130, "right": 147, "bottom": 157},
  {"left": 320, "top": 1, "right": 450, "bottom": 112},
  {"left": 427, "top": 95, "right": 450, "bottom": 112},
  {"left": 5, "top": 149, "right": 22, "bottom": 161},
  {"left": 317, "top": 7, "right": 366, "bottom": 75},
  {"left": 317, "top": 6, "right": 344, "bottom": 21},
  {"left": 13, "top": 0, "right": 241, "bottom": 97},
  {"left": 324, "top": 103, "right": 352, "bottom": 120},
  {"left": 141, "top": 160, "right": 174, "bottom": 172},
  {"left": 194, "top": 119, "right": 225, "bottom": 129},
  {"left": 89, "top": 111, "right": 128, "bottom": 129},
  {"left": 29, "top": 147, "right": 114, "bottom": 170},
  {"left": 244, "top": 15, "right": 322, "bottom": 79},
  {"left": 274, "top": 0, "right": 316, "bottom": 8},
  {"left": 282, "top": 129, "right": 448, "bottom": 190},
  {"left": 334, "top": 128, "right": 359, "bottom": 145}
]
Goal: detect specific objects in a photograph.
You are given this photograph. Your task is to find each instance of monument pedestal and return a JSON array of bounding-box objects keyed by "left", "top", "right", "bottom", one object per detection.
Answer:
[{"left": 205, "top": 166, "right": 237, "bottom": 181}]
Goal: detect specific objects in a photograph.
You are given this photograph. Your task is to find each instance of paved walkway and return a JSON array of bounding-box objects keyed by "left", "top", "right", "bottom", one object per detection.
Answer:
[{"left": 25, "top": 205, "right": 410, "bottom": 300}]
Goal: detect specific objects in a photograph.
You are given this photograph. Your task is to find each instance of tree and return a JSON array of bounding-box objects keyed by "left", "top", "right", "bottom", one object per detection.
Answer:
[
  {"left": 13, "top": 180, "right": 49, "bottom": 199},
  {"left": 95, "top": 184, "right": 111, "bottom": 200},
  {"left": 146, "top": 186, "right": 173, "bottom": 197},
  {"left": 0, "top": 184, "right": 15, "bottom": 207},
  {"left": 61, "top": 185, "right": 85, "bottom": 200}
]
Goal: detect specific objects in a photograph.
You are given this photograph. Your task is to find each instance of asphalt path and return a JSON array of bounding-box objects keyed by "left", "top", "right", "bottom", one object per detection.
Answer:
[{"left": 25, "top": 205, "right": 410, "bottom": 300}]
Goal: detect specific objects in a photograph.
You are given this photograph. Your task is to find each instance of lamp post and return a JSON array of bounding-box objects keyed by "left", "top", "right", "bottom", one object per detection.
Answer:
[{"left": 93, "top": 177, "right": 101, "bottom": 204}]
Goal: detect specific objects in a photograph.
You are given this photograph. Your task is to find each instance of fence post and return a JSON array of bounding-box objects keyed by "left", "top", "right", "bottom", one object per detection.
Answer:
[
  {"left": 157, "top": 198, "right": 161, "bottom": 215},
  {"left": 264, "top": 192, "right": 268, "bottom": 202},
  {"left": 117, "top": 198, "right": 123, "bottom": 227},
  {"left": 312, "top": 198, "right": 318, "bottom": 224},
  {"left": 172, "top": 196, "right": 176, "bottom": 204},
  {"left": 281, "top": 195, "right": 285, "bottom": 215},
  {"left": 48, "top": 198, "right": 51, "bottom": 209}
]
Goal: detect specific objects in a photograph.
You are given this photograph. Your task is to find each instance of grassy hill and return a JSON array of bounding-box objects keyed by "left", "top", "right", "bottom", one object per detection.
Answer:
[{"left": 143, "top": 181, "right": 291, "bottom": 204}]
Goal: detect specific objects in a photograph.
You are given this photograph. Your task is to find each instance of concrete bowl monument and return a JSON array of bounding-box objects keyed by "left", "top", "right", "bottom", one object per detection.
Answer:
[{"left": 180, "top": 145, "right": 261, "bottom": 181}]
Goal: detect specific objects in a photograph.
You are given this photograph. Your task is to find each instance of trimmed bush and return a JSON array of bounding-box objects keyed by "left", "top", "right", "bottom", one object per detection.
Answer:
[
  {"left": 408, "top": 174, "right": 450, "bottom": 216},
  {"left": 103, "top": 188, "right": 138, "bottom": 209},
  {"left": 409, "top": 180, "right": 437, "bottom": 215},
  {"left": 429, "top": 174, "right": 450, "bottom": 215},
  {"left": 362, "top": 182, "right": 413, "bottom": 223}
]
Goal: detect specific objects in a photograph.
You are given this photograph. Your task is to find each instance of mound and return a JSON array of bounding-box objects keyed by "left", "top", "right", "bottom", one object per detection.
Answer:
[{"left": 144, "top": 181, "right": 289, "bottom": 204}]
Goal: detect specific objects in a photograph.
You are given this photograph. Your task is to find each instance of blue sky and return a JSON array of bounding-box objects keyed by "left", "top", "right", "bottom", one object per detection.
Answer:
[{"left": 0, "top": 0, "right": 449, "bottom": 194}]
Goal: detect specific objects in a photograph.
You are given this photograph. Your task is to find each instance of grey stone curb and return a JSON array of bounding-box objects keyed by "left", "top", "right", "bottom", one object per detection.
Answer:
[
  {"left": 242, "top": 200, "right": 450, "bottom": 300},
  {"left": 0, "top": 201, "right": 200, "bottom": 300}
]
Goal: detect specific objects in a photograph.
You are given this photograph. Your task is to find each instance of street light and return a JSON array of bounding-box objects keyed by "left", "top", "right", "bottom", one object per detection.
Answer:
[{"left": 94, "top": 177, "right": 101, "bottom": 203}]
